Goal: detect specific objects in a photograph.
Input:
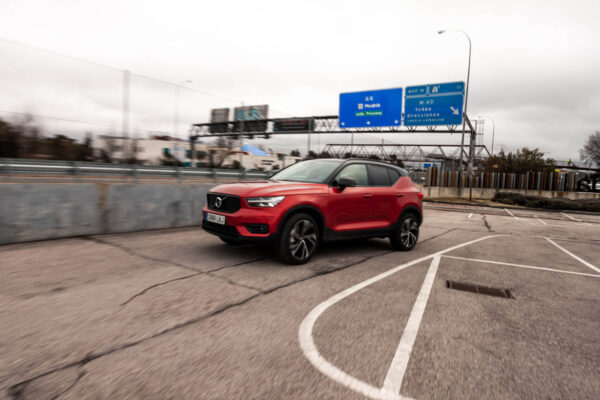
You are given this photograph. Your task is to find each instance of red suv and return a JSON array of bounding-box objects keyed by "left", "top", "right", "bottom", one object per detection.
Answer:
[{"left": 202, "top": 159, "right": 423, "bottom": 264}]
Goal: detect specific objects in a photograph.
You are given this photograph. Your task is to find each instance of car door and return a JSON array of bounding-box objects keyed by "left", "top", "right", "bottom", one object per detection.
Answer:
[
  {"left": 366, "top": 164, "right": 398, "bottom": 227},
  {"left": 327, "top": 163, "right": 374, "bottom": 231}
]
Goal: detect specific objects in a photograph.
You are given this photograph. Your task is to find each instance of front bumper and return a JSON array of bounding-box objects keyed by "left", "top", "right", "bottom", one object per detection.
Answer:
[{"left": 201, "top": 204, "right": 285, "bottom": 243}]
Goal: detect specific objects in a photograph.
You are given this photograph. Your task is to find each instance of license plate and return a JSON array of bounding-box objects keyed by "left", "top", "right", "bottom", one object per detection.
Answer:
[{"left": 206, "top": 212, "right": 226, "bottom": 225}]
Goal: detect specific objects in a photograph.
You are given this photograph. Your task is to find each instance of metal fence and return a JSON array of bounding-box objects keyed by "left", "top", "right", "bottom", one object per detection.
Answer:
[
  {"left": 425, "top": 168, "right": 588, "bottom": 192},
  {"left": 0, "top": 158, "right": 270, "bottom": 180}
]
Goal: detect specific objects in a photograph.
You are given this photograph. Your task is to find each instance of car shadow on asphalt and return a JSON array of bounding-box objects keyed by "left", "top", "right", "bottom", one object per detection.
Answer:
[{"left": 215, "top": 238, "right": 391, "bottom": 260}]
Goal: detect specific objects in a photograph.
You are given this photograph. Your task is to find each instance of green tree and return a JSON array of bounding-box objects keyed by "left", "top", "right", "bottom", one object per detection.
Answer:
[
  {"left": 290, "top": 149, "right": 301, "bottom": 157},
  {"left": 483, "top": 147, "right": 555, "bottom": 173}
]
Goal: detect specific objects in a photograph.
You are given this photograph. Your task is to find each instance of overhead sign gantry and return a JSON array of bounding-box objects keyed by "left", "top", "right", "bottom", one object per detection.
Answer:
[{"left": 190, "top": 81, "right": 468, "bottom": 139}]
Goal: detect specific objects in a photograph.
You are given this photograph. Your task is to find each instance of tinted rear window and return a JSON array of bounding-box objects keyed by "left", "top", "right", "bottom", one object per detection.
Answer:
[
  {"left": 388, "top": 168, "right": 401, "bottom": 184},
  {"left": 369, "top": 165, "right": 391, "bottom": 186}
]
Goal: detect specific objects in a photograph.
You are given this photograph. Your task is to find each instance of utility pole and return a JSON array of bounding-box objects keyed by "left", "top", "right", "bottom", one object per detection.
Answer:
[
  {"left": 239, "top": 103, "right": 244, "bottom": 169},
  {"left": 122, "top": 70, "right": 130, "bottom": 163},
  {"left": 174, "top": 80, "right": 191, "bottom": 165},
  {"left": 466, "top": 115, "right": 476, "bottom": 201},
  {"left": 307, "top": 120, "right": 312, "bottom": 157},
  {"left": 477, "top": 115, "right": 496, "bottom": 155}
]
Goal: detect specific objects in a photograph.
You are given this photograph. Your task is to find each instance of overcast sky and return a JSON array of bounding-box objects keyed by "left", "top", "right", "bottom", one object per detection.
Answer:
[{"left": 1, "top": 0, "right": 599, "bottom": 161}]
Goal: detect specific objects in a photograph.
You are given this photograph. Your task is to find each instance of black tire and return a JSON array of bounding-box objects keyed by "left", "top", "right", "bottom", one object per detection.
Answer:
[
  {"left": 277, "top": 213, "right": 319, "bottom": 265},
  {"left": 220, "top": 237, "right": 242, "bottom": 246},
  {"left": 390, "top": 213, "right": 419, "bottom": 251}
]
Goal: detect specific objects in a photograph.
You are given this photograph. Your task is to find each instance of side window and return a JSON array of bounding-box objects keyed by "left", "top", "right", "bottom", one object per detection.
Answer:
[
  {"left": 334, "top": 164, "right": 368, "bottom": 186},
  {"left": 368, "top": 165, "right": 391, "bottom": 186},
  {"left": 387, "top": 168, "right": 401, "bottom": 185}
]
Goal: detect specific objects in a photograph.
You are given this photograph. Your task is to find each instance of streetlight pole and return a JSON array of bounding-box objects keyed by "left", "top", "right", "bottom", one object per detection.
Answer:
[
  {"left": 439, "top": 29, "right": 473, "bottom": 200},
  {"left": 438, "top": 29, "right": 472, "bottom": 171},
  {"left": 477, "top": 115, "right": 496, "bottom": 155}
]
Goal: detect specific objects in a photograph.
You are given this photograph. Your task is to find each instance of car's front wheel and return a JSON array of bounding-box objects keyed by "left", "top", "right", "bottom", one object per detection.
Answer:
[
  {"left": 390, "top": 213, "right": 419, "bottom": 251},
  {"left": 277, "top": 213, "right": 319, "bottom": 265}
]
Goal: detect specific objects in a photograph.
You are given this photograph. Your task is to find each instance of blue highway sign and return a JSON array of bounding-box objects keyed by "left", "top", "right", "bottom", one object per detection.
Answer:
[
  {"left": 339, "top": 88, "right": 403, "bottom": 128},
  {"left": 404, "top": 81, "right": 465, "bottom": 126}
]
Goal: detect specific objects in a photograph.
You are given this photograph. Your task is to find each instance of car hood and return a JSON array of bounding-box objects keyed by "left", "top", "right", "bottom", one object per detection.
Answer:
[{"left": 209, "top": 180, "right": 329, "bottom": 197}]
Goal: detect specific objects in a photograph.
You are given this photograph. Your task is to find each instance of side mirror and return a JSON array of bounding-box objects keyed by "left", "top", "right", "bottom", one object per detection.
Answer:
[{"left": 335, "top": 177, "right": 356, "bottom": 191}]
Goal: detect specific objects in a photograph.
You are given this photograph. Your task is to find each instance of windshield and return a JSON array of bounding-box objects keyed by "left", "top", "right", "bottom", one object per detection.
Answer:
[{"left": 270, "top": 160, "right": 342, "bottom": 183}]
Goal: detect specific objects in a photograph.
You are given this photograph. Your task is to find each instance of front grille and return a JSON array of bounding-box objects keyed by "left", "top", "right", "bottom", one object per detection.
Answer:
[
  {"left": 202, "top": 220, "right": 239, "bottom": 237},
  {"left": 207, "top": 193, "right": 241, "bottom": 213}
]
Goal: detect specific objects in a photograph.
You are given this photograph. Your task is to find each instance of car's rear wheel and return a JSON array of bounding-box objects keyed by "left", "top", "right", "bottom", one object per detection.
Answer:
[
  {"left": 390, "top": 213, "right": 419, "bottom": 251},
  {"left": 277, "top": 213, "right": 319, "bottom": 265}
]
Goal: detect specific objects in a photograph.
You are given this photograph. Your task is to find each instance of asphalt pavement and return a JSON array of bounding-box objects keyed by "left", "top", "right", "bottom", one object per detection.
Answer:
[{"left": 1, "top": 204, "right": 599, "bottom": 399}]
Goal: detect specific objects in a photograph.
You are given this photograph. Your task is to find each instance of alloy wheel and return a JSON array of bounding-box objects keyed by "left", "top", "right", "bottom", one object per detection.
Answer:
[
  {"left": 289, "top": 219, "right": 317, "bottom": 261},
  {"left": 400, "top": 216, "right": 419, "bottom": 248}
]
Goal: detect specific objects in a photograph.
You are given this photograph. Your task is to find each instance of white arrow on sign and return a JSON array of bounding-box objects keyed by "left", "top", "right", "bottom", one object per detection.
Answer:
[{"left": 450, "top": 106, "right": 459, "bottom": 115}]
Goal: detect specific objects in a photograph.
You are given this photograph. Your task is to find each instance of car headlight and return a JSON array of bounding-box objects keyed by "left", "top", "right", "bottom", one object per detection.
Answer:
[{"left": 246, "top": 196, "right": 285, "bottom": 207}]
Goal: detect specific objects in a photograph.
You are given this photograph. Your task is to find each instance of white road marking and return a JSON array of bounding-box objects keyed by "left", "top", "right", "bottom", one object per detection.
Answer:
[
  {"left": 468, "top": 213, "right": 473, "bottom": 218},
  {"left": 504, "top": 208, "right": 521, "bottom": 221},
  {"left": 534, "top": 215, "right": 548, "bottom": 225},
  {"left": 561, "top": 212, "right": 581, "bottom": 222},
  {"left": 443, "top": 255, "right": 600, "bottom": 278},
  {"left": 298, "top": 235, "right": 506, "bottom": 400},
  {"left": 545, "top": 237, "right": 600, "bottom": 274},
  {"left": 382, "top": 256, "right": 441, "bottom": 396}
]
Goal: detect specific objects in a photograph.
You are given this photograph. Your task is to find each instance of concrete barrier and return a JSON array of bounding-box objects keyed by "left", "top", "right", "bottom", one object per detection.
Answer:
[
  {"left": 414, "top": 184, "right": 600, "bottom": 200},
  {"left": 0, "top": 183, "right": 212, "bottom": 245},
  {"left": 1, "top": 181, "right": 598, "bottom": 245}
]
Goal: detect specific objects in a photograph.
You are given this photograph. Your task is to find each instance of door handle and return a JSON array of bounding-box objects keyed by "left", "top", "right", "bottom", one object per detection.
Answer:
[
  {"left": 396, "top": 193, "right": 404, "bottom": 198},
  {"left": 363, "top": 194, "right": 373, "bottom": 198}
]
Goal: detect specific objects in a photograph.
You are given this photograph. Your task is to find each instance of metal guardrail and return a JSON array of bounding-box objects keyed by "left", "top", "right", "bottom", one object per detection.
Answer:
[
  {"left": 1, "top": 158, "right": 429, "bottom": 186},
  {"left": 0, "top": 158, "right": 271, "bottom": 180}
]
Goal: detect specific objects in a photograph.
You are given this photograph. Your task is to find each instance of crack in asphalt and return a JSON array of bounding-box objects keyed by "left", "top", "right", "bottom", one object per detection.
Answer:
[
  {"left": 82, "top": 236, "right": 268, "bottom": 305},
  {"left": 205, "top": 272, "right": 263, "bottom": 293},
  {"left": 81, "top": 237, "right": 203, "bottom": 273},
  {"left": 481, "top": 215, "right": 493, "bottom": 232},
  {"left": 5, "top": 247, "right": 398, "bottom": 398},
  {"left": 120, "top": 273, "right": 201, "bottom": 306},
  {"left": 9, "top": 369, "right": 86, "bottom": 400},
  {"left": 9, "top": 228, "right": 461, "bottom": 398},
  {"left": 419, "top": 228, "right": 457, "bottom": 244},
  {"left": 50, "top": 369, "right": 86, "bottom": 400},
  {"left": 120, "top": 256, "right": 269, "bottom": 306}
]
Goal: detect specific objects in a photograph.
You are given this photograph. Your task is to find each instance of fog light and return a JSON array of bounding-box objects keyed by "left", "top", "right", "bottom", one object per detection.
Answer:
[{"left": 246, "top": 224, "right": 269, "bottom": 234}]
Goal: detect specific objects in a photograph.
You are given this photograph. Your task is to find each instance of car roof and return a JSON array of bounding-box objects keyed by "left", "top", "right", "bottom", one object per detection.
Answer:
[{"left": 311, "top": 158, "right": 408, "bottom": 176}]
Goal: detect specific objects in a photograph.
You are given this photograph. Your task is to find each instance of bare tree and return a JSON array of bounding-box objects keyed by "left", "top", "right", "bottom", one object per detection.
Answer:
[
  {"left": 580, "top": 131, "right": 600, "bottom": 167},
  {"left": 214, "top": 136, "right": 227, "bottom": 148}
]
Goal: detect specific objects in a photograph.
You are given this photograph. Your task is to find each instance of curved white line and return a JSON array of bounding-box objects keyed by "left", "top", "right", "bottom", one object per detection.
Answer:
[{"left": 298, "top": 235, "right": 506, "bottom": 400}]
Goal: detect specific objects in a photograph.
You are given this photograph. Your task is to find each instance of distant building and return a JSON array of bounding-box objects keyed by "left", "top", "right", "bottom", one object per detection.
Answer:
[
  {"left": 95, "top": 135, "right": 208, "bottom": 166},
  {"left": 94, "top": 135, "right": 297, "bottom": 169},
  {"left": 220, "top": 144, "right": 301, "bottom": 171}
]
